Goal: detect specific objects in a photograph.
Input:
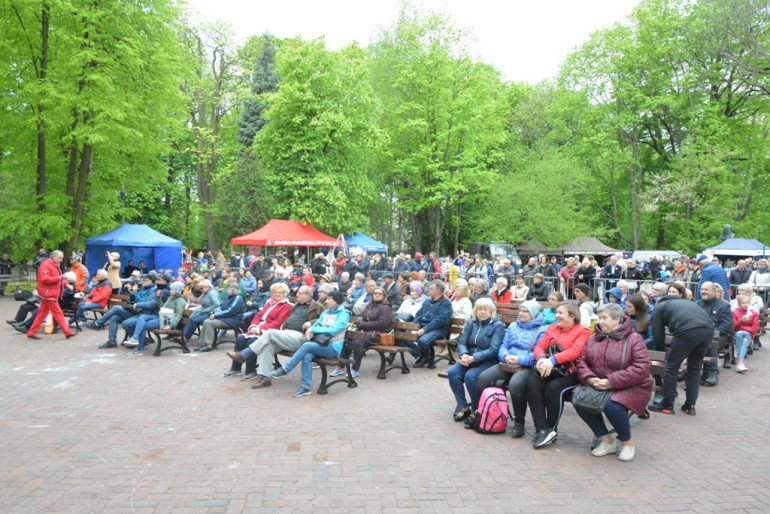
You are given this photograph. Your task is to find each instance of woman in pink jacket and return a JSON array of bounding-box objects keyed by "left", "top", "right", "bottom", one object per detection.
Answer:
[
  {"left": 732, "top": 295, "right": 759, "bottom": 374},
  {"left": 573, "top": 303, "right": 652, "bottom": 462}
]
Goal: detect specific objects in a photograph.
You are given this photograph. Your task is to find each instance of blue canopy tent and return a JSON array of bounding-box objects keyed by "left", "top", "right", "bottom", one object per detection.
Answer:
[
  {"left": 344, "top": 232, "right": 388, "bottom": 254},
  {"left": 704, "top": 238, "right": 767, "bottom": 258},
  {"left": 85, "top": 224, "right": 183, "bottom": 277}
]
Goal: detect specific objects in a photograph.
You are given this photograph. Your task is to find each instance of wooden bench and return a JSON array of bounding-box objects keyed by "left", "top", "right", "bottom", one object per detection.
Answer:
[
  {"left": 146, "top": 310, "right": 194, "bottom": 356},
  {"left": 211, "top": 325, "right": 243, "bottom": 349},
  {"left": 272, "top": 330, "right": 363, "bottom": 395},
  {"left": 430, "top": 317, "right": 467, "bottom": 368},
  {"left": 89, "top": 294, "right": 128, "bottom": 320},
  {"left": 61, "top": 296, "right": 83, "bottom": 332},
  {"left": 365, "top": 321, "right": 418, "bottom": 379}
]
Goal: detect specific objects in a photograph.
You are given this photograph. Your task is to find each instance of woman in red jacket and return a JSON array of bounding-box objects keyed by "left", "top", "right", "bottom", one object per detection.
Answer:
[
  {"left": 573, "top": 303, "right": 652, "bottom": 462},
  {"left": 733, "top": 295, "right": 759, "bottom": 373},
  {"left": 527, "top": 302, "right": 590, "bottom": 448}
]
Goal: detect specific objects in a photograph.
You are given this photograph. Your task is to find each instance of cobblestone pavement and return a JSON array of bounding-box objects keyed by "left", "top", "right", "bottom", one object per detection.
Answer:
[{"left": 0, "top": 298, "right": 768, "bottom": 513}]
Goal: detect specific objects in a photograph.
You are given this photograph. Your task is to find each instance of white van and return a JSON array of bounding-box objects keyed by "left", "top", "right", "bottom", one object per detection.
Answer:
[{"left": 631, "top": 250, "right": 682, "bottom": 262}]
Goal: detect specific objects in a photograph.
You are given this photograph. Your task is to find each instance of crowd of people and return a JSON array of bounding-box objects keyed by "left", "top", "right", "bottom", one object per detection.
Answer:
[{"left": 5, "top": 246, "right": 767, "bottom": 462}]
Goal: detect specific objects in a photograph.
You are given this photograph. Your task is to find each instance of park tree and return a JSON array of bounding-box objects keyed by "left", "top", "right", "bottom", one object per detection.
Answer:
[
  {"left": 369, "top": 8, "right": 507, "bottom": 255},
  {"left": 0, "top": 0, "right": 188, "bottom": 259},
  {"left": 255, "top": 38, "right": 383, "bottom": 235}
]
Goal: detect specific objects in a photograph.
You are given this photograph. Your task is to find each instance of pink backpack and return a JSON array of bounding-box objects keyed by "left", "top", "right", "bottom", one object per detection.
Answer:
[{"left": 473, "top": 387, "right": 508, "bottom": 434}]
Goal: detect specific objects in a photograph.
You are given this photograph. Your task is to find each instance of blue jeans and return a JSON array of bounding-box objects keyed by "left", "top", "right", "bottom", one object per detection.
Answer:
[
  {"left": 735, "top": 331, "right": 751, "bottom": 362},
  {"left": 183, "top": 312, "right": 207, "bottom": 339},
  {"left": 574, "top": 398, "right": 631, "bottom": 441},
  {"left": 98, "top": 306, "right": 135, "bottom": 342},
  {"left": 402, "top": 329, "right": 446, "bottom": 358},
  {"left": 132, "top": 314, "right": 159, "bottom": 350},
  {"left": 448, "top": 361, "right": 494, "bottom": 411},
  {"left": 73, "top": 302, "right": 102, "bottom": 322},
  {"left": 282, "top": 342, "right": 341, "bottom": 389}
]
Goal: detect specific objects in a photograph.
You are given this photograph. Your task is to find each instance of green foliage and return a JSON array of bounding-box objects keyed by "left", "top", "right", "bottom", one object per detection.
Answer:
[{"left": 256, "top": 38, "right": 383, "bottom": 235}]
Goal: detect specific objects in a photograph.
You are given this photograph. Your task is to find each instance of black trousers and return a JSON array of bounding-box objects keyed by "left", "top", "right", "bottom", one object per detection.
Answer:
[
  {"left": 474, "top": 365, "right": 533, "bottom": 424},
  {"left": 526, "top": 371, "right": 578, "bottom": 432}
]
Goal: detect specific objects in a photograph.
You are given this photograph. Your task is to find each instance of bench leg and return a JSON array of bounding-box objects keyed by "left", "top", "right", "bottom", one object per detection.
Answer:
[
  {"left": 377, "top": 352, "right": 389, "bottom": 379},
  {"left": 153, "top": 333, "right": 163, "bottom": 357},
  {"left": 317, "top": 363, "right": 329, "bottom": 395},
  {"left": 427, "top": 345, "right": 436, "bottom": 369},
  {"left": 398, "top": 352, "right": 410, "bottom": 374}
]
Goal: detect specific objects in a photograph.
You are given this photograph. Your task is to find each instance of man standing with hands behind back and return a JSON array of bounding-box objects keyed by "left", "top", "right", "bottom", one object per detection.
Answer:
[{"left": 26, "top": 250, "right": 77, "bottom": 340}]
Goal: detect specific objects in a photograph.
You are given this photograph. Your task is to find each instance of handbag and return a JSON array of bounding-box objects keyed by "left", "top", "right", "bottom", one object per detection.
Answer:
[
  {"left": 379, "top": 332, "right": 395, "bottom": 346},
  {"left": 534, "top": 342, "right": 575, "bottom": 379},
  {"left": 571, "top": 336, "right": 629, "bottom": 415},
  {"left": 313, "top": 333, "right": 333, "bottom": 345}
]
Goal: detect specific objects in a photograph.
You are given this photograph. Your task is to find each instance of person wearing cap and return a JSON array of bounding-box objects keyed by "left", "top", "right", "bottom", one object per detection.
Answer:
[
  {"left": 573, "top": 284, "right": 596, "bottom": 327},
  {"left": 447, "top": 298, "right": 505, "bottom": 422},
  {"left": 179, "top": 279, "right": 221, "bottom": 344},
  {"left": 124, "top": 281, "right": 185, "bottom": 355},
  {"left": 104, "top": 252, "right": 122, "bottom": 293},
  {"left": 381, "top": 273, "right": 401, "bottom": 311},
  {"left": 226, "top": 285, "right": 322, "bottom": 384},
  {"left": 123, "top": 270, "right": 142, "bottom": 294},
  {"left": 69, "top": 254, "right": 89, "bottom": 293},
  {"left": 153, "top": 271, "right": 173, "bottom": 303},
  {"left": 88, "top": 273, "right": 156, "bottom": 348},
  {"left": 192, "top": 283, "right": 246, "bottom": 353},
  {"left": 69, "top": 269, "right": 112, "bottom": 326},
  {"left": 695, "top": 254, "right": 730, "bottom": 301},
  {"left": 470, "top": 300, "right": 547, "bottom": 434},
  {"left": 269, "top": 290, "right": 351, "bottom": 398},
  {"left": 316, "top": 283, "right": 335, "bottom": 304}
]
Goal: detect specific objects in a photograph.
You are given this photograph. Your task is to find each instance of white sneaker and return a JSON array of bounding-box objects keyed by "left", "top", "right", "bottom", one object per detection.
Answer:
[
  {"left": 617, "top": 444, "right": 636, "bottom": 462},
  {"left": 124, "top": 339, "right": 140, "bottom": 348},
  {"left": 736, "top": 363, "right": 748, "bottom": 373},
  {"left": 591, "top": 439, "right": 620, "bottom": 457}
]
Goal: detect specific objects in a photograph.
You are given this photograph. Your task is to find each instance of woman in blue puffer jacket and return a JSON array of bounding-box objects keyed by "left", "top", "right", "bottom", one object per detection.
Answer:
[
  {"left": 467, "top": 300, "right": 547, "bottom": 436},
  {"left": 448, "top": 298, "right": 505, "bottom": 422}
]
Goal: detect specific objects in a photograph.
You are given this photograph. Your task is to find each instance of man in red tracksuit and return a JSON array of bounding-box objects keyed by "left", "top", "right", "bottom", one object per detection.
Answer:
[{"left": 27, "top": 250, "right": 77, "bottom": 340}]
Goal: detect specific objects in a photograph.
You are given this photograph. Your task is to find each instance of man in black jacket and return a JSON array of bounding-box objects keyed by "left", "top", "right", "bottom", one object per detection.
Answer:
[
  {"left": 381, "top": 273, "right": 402, "bottom": 312},
  {"left": 650, "top": 295, "right": 714, "bottom": 415},
  {"left": 696, "top": 281, "right": 734, "bottom": 386}
]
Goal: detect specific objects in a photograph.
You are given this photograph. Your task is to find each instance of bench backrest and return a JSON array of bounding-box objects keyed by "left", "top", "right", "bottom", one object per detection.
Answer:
[{"left": 392, "top": 321, "right": 420, "bottom": 344}]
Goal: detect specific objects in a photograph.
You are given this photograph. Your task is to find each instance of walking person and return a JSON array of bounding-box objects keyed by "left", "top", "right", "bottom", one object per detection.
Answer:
[{"left": 26, "top": 250, "right": 77, "bottom": 340}]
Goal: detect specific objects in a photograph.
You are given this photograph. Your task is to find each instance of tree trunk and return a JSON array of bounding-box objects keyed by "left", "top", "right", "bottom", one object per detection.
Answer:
[
  {"left": 453, "top": 203, "right": 462, "bottom": 256},
  {"left": 410, "top": 212, "right": 421, "bottom": 254},
  {"left": 35, "top": 5, "right": 50, "bottom": 214}
]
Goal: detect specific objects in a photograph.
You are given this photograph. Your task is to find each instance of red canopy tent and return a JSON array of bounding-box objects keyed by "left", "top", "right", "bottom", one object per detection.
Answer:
[{"left": 231, "top": 219, "right": 340, "bottom": 247}]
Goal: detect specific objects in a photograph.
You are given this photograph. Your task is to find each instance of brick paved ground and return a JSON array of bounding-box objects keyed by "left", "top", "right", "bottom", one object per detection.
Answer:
[{"left": 0, "top": 297, "right": 768, "bottom": 513}]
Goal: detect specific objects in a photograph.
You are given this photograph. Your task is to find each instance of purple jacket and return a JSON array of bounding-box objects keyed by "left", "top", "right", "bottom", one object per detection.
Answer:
[{"left": 576, "top": 317, "right": 653, "bottom": 416}]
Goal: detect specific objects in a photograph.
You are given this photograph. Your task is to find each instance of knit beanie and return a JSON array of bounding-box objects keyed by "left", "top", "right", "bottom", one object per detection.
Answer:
[{"left": 521, "top": 300, "right": 541, "bottom": 319}]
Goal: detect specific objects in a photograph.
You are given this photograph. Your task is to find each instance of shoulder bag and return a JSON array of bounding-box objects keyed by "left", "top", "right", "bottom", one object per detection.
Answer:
[{"left": 571, "top": 336, "right": 629, "bottom": 415}]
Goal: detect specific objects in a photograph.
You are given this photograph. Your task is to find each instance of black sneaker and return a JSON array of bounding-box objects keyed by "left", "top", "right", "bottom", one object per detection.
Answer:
[
  {"left": 511, "top": 422, "right": 525, "bottom": 438},
  {"left": 413, "top": 356, "right": 428, "bottom": 368},
  {"left": 648, "top": 402, "right": 675, "bottom": 415},
  {"left": 99, "top": 340, "right": 117, "bottom": 349},
  {"left": 680, "top": 404, "right": 696, "bottom": 416},
  {"left": 533, "top": 428, "right": 557, "bottom": 449}
]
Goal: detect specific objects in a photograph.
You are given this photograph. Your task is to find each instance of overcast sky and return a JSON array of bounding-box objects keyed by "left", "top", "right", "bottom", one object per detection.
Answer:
[{"left": 185, "top": 0, "right": 640, "bottom": 84}]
